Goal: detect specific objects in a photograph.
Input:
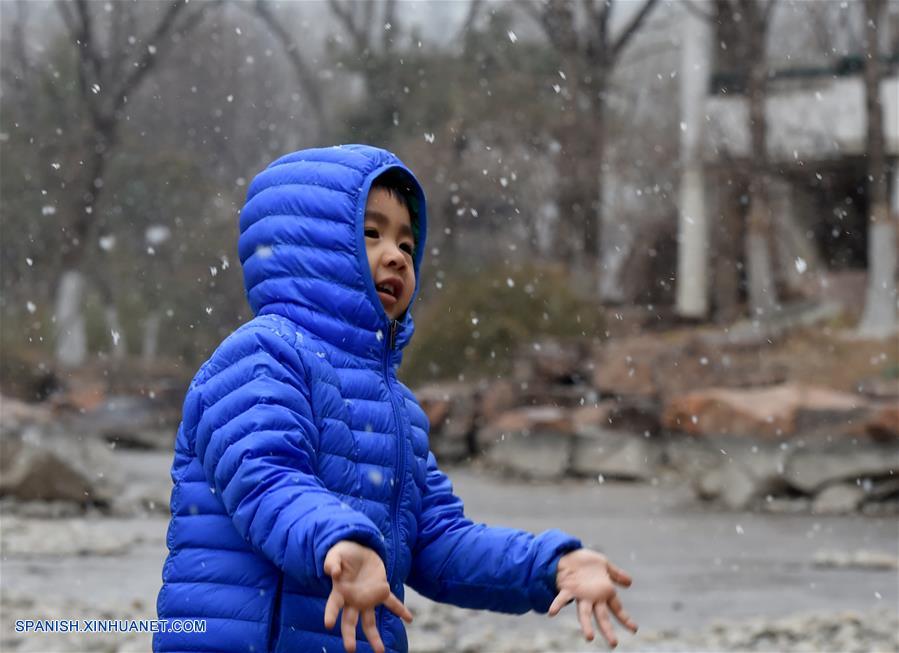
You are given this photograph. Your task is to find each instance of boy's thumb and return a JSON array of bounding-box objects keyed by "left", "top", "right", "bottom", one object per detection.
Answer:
[{"left": 324, "top": 556, "right": 342, "bottom": 578}]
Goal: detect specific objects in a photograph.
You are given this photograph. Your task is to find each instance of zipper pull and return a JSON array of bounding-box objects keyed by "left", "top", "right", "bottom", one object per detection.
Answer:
[{"left": 388, "top": 320, "right": 398, "bottom": 350}]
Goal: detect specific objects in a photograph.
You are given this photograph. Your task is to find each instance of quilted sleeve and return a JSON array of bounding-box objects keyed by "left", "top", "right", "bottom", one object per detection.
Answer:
[
  {"left": 406, "top": 452, "right": 582, "bottom": 614},
  {"left": 191, "top": 326, "right": 387, "bottom": 587}
]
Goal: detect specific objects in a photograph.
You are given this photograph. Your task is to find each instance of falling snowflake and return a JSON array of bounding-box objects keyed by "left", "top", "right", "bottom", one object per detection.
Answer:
[
  {"left": 26, "top": 301, "right": 36, "bottom": 314},
  {"left": 507, "top": 30, "right": 518, "bottom": 43},
  {"left": 424, "top": 132, "right": 435, "bottom": 144},
  {"left": 99, "top": 235, "right": 116, "bottom": 251}
]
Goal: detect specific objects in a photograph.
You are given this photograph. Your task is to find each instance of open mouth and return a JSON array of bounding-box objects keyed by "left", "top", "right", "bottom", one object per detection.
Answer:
[{"left": 376, "top": 278, "right": 403, "bottom": 303}]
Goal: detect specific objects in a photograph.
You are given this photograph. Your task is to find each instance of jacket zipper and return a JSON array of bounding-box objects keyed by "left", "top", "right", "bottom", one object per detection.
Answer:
[
  {"left": 383, "top": 319, "right": 405, "bottom": 585},
  {"left": 267, "top": 573, "right": 284, "bottom": 652}
]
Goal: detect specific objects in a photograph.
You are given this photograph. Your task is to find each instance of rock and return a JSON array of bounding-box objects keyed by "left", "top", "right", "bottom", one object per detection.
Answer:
[
  {"left": 0, "top": 515, "right": 143, "bottom": 555},
  {"left": 66, "top": 395, "right": 175, "bottom": 449},
  {"left": 480, "top": 406, "right": 575, "bottom": 478},
  {"left": 663, "top": 436, "right": 725, "bottom": 479},
  {"left": 812, "top": 549, "right": 899, "bottom": 570},
  {"left": 49, "top": 377, "right": 107, "bottom": 412},
  {"left": 663, "top": 383, "right": 869, "bottom": 438},
  {"left": 865, "top": 404, "right": 899, "bottom": 441},
  {"left": 608, "top": 398, "right": 662, "bottom": 434},
  {"left": 0, "top": 395, "right": 53, "bottom": 435},
  {"left": 477, "top": 379, "right": 517, "bottom": 424},
  {"left": 477, "top": 405, "right": 573, "bottom": 451},
  {"left": 678, "top": 439, "right": 790, "bottom": 509},
  {"left": 0, "top": 426, "right": 121, "bottom": 505},
  {"left": 694, "top": 465, "right": 758, "bottom": 509},
  {"left": 812, "top": 483, "right": 865, "bottom": 514},
  {"left": 571, "top": 401, "right": 615, "bottom": 433},
  {"left": 760, "top": 496, "right": 811, "bottom": 514},
  {"left": 855, "top": 376, "right": 899, "bottom": 401},
  {"left": 522, "top": 338, "right": 588, "bottom": 384},
  {"left": 592, "top": 336, "right": 665, "bottom": 399},
  {"left": 571, "top": 430, "right": 657, "bottom": 481},
  {"left": 520, "top": 383, "right": 594, "bottom": 408},
  {"left": 483, "top": 430, "right": 571, "bottom": 480},
  {"left": 785, "top": 444, "right": 899, "bottom": 493},
  {"left": 865, "top": 477, "right": 899, "bottom": 501},
  {"left": 416, "top": 383, "right": 477, "bottom": 462},
  {"left": 416, "top": 384, "right": 455, "bottom": 429},
  {"left": 110, "top": 479, "right": 173, "bottom": 517}
]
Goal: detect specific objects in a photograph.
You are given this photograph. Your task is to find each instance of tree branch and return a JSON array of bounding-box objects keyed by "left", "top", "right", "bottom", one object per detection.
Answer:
[
  {"left": 251, "top": 0, "right": 327, "bottom": 130},
  {"left": 328, "top": 0, "right": 368, "bottom": 52},
  {"left": 113, "top": 0, "right": 214, "bottom": 115},
  {"left": 457, "top": 0, "right": 482, "bottom": 44},
  {"left": 382, "top": 0, "right": 397, "bottom": 53},
  {"left": 681, "top": 0, "right": 714, "bottom": 22},
  {"left": 610, "top": 0, "right": 660, "bottom": 61}
]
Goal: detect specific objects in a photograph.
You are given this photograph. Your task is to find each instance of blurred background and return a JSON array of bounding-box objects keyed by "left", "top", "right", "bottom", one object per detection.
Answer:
[{"left": 1, "top": 1, "right": 898, "bottom": 652}]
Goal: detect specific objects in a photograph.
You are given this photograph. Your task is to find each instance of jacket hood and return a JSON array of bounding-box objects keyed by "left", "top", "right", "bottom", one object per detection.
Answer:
[{"left": 237, "top": 145, "right": 428, "bottom": 364}]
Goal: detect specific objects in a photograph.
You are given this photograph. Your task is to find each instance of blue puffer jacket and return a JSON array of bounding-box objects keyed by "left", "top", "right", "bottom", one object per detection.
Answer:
[{"left": 154, "top": 144, "right": 582, "bottom": 653}]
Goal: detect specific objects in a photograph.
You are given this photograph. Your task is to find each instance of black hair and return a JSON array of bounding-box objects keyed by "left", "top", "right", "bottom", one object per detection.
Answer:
[{"left": 370, "top": 168, "right": 420, "bottom": 251}]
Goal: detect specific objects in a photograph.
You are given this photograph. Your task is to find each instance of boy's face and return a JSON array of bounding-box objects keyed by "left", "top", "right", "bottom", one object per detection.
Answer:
[{"left": 364, "top": 188, "right": 416, "bottom": 321}]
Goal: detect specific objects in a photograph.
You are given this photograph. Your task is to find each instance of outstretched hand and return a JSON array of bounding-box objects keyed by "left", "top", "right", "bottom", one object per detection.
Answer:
[
  {"left": 323, "top": 540, "right": 413, "bottom": 653},
  {"left": 549, "top": 549, "right": 637, "bottom": 648}
]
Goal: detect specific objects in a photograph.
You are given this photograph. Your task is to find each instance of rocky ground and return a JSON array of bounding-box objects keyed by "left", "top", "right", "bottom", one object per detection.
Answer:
[{"left": 1, "top": 451, "right": 897, "bottom": 653}]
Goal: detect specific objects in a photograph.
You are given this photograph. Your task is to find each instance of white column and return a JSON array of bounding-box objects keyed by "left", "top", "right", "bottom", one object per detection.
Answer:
[{"left": 675, "top": 5, "right": 711, "bottom": 318}]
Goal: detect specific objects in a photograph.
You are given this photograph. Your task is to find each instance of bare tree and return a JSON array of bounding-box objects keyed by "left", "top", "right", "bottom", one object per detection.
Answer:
[
  {"left": 520, "top": 0, "right": 659, "bottom": 280},
  {"left": 251, "top": 0, "right": 329, "bottom": 138},
  {"left": 858, "top": 0, "right": 897, "bottom": 338},
  {"left": 52, "top": 0, "right": 217, "bottom": 367},
  {"left": 740, "top": 0, "right": 780, "bottom": 319}
]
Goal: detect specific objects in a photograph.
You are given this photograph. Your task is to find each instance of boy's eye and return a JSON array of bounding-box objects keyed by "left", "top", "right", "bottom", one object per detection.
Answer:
[
  {"left": 364, "top": 228, "right": 379, "bottom": 239},
  {"left": 400, "top": 242, "right": 414, "bottom": 255}
]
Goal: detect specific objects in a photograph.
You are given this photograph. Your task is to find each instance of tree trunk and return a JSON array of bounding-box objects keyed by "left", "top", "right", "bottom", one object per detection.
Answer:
[
  {"left": 54, "top": 270, "right": 88, "bottom": 368},
  {"left": 858, "top": 0, "right": 897, "bottom": 337},
  {"left": 142, "top": 311, "right": 161, "bottom": 365},
  {"left": 54, "top": 130, "right": 114, "bottom": 368},
  {"left": 677, "top": 165, "right": 709, "bottom": 317},
  {"left": 745, "top": 199, "right": 778, "bottom": 318},
  {"left": 744, "top": 18, "right": 778, "bottom": 319},
  {"left": 713, "top": 175, "right": 743, "bottom": 323}
]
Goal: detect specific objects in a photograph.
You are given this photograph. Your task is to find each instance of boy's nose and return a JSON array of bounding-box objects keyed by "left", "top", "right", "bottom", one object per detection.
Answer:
[{"left": 384, "top": 244, "right": 407, "bottom": 269}]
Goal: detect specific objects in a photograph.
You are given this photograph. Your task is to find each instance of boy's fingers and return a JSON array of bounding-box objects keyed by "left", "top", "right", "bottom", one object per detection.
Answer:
[
  {"left": 548, "top": 589, "right": 572, "bottom": 617},
  {"left": 324, "top": 555, "right": 342, "bottom": 579},
  {"left": 361, "top": 609, "right": 385, "bottom": 653},
  {"left": 608, "top": 562, "right": 633, "bottom": 588},
  {"left": 609, "top": 596, "right": 638, "bottom": 633},
  {"left": 341, "top": 606, "right": 359, "bottom": 653},
  {"left": 384, "top": 592, "right": 413, "bottom": 624},
  {"left": 577, "top": 600, "right": 595, "bottom": 642},
  {"left": 594, "top": 603, "right": 618, "bottom": 648},
  {"left": 324, "top": 591, "right": 344, "bottom": 630}
]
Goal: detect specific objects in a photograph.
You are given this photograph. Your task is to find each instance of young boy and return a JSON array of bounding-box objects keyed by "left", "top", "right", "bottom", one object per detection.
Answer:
[{"left": 154, "top": 144, "right": 637, "bottom": 653}]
